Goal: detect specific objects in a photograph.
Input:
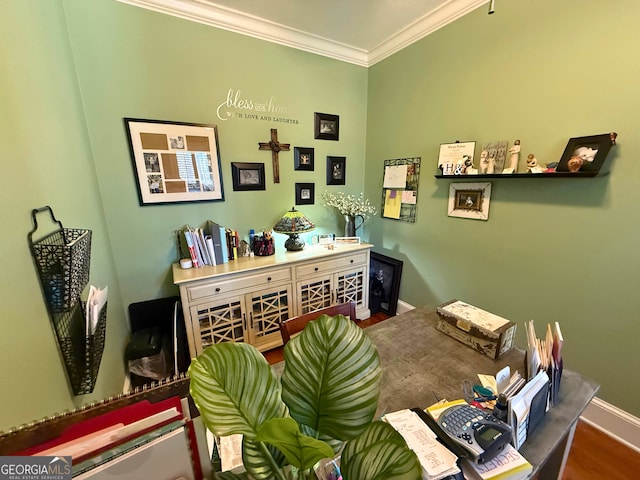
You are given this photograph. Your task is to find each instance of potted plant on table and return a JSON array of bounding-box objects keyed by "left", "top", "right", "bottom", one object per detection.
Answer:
[{"left": 188, "top": 314, "right": 421, "bottom": 480}]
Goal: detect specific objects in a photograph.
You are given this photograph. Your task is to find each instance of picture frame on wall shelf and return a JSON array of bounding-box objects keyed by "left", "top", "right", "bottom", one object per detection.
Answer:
[
  {"left": 295, "top": 182, "right": 315, "bottom": 205},
  {"left": 448, "top": 182, "right": 492, "bottom": 220},
  {"left": 555, "top": 132, "right": 617, "bottom": 173},
  {"left": 369, "top": 251, "right": 403, "bottom": 316},
  {"left": 124, "top": 118, "right": 224, "bottom": 205},
  {"left": 438, "top": 141, "right": 476, "bottom": 175},
  {"left": 231, "top": 162, "right": 266, "bottom": 191},
  {"left": 326, "top": 156, "right": 346, "bottom": 185},
  {"left": 294, "top": 147, "right": 314, "bottom": 171},
  {"left": 314, "top": 112, "right": 340, "bottom": 141}
]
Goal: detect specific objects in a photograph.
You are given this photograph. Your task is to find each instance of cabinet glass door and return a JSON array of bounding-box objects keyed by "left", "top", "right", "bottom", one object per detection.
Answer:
[
  {"left": 335, "top": 267, "right": 365, "bottom": 309},
  {"left": 248, "top": 285, "right": 292, "bottom": 350},
  {"left": 192, "top": 298, "right": 245, "bottom": 354},
  {"left": 297, "top": 276, "right": 332, "bottom": 314}
]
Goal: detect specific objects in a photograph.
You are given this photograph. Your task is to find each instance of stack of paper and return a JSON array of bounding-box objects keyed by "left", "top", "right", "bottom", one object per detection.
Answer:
[
  {"left": 550, "top": 322, "right": 563, "bottom": 405},
  {"left": 86, "top": 285, "right": 108, "bottom": 336},
  {"left": 507, "top": 370, "right": 549, "bottom": 449},
  {"left": 461, "top": 443, "right": 532, "bottom": 480},
  {"left": 383, "top": 409, "right": 460, "bottom": 480},
  {"left": 525, "top": 320, "right": 563, "bottom": 405}
]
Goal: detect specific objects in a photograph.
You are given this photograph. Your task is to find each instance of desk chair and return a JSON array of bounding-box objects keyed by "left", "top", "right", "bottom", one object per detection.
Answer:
[{"left": 280, "top": 302, "right": 356, "bottom": 344}]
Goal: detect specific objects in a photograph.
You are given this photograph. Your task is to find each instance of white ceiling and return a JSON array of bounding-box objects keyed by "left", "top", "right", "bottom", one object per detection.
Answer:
[{"left": 116, "top": 0, "right": 489, "bottom": 66}]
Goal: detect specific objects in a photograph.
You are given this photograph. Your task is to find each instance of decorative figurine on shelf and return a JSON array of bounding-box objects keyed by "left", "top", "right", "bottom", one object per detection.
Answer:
[
  {"left": 465, "top": 155, "right": 478, "bottom": 175},
  {"left": 486, "top": 152, "right": 496, "bottom": 174},
  {"left": 454, "top": 155, "right": 471, "bottom": 175},
  {"left": 239, "top": 240, "right": 252, "bottom": 257},
  {"left": 545, "top": 162, "right": 559, "bottom": 173},
  {"left": 478, "top": 150, "right": 488, "bottom": 174},
  {"left": 503, "top": 139, "right": 521, "bottom": 174},
  {"left": 567, "top": 155, "right": 584, "bottom": 173},
  {"left": 526, "top": 154, "right": 545, "bottom": 174}
]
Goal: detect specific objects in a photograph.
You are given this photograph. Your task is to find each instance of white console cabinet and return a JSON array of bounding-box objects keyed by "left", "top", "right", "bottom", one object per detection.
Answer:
[{"left": 173, "top": 243, "right": 372, "bottom": 358}]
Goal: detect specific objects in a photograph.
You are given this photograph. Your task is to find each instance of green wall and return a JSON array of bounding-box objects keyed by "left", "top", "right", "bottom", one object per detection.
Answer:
[
  {"left": 63, "top": 0, "right": 368, "bottom": 305},
  {"left": 1, "top": 0, "right": 638, "bottom": 432},
  {"left": 0, "top": 1, "right": 127, "bottom": 430},
  {"left": 0, "top": 0, "right": 367, "bottom": 432},
  {"left": 365, "top": 0, "right": 640, "bottom": 416}
]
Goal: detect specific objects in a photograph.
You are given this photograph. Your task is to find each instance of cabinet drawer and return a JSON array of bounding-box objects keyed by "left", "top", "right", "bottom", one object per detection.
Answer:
[
  {"left": 186, "top": 268, "right": 291, "bottom": 301},
  {"left": 296, "top": 252, "right": 367, "bottom": 277}
]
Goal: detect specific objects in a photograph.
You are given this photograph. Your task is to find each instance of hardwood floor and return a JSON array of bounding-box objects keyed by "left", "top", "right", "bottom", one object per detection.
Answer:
[
  {"left": 562, "top": 420, "right": 640, "bottom": 480},
  {"left": 264, "top": 312, "right": 640, "bottom": 479}
]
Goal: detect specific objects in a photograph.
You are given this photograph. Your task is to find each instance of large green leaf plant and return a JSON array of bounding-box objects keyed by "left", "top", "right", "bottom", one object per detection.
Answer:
[{"left": 189, "top": 314, "right": 422, "bottom": 480}]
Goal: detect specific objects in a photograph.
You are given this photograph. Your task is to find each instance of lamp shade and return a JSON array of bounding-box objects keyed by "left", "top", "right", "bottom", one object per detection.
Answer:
[{"left": 273, "top": 207, "right": 315, "bottom": 251}]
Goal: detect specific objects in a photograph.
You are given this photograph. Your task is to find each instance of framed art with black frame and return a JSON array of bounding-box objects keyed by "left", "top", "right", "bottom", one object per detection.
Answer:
[
  {"left": 295, "top": 183, "right": 315, "bottom": 205},
  {"left": 555, "top": 132, "right": 617, "bottom": 173},
  {"left": 369, "top": 252, "right": 403, "bottom": 316},
  {"left": 326, "top": 156, "right": 346, "bottom": 185},
  {"left": 314, "top": 112, "right": 339, "bottom": 141},
  {"left": 294, "top": 147, "right": 314, "bottom": 171},
  {"left": 124, "top": 117, "right": 224, "bottom": 205},
  {"left": 231, "top": 162, "right": 265, "bottom": 191}
]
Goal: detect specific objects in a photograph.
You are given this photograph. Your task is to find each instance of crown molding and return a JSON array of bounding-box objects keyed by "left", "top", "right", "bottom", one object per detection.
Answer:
[
  {"left": 368, "top": 0, "right": 486, "bottom": 66},
  {"left": 115, "top": 0, "right": 485, "bottom": 67}
]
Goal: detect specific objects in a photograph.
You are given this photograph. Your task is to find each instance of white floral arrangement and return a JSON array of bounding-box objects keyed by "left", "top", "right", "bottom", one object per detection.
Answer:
[{"left": 321, "top": 191, "right": 378, "bottom": 220}]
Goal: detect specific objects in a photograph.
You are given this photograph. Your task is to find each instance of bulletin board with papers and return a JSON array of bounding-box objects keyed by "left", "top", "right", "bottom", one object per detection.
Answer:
[{"left": 380, "top": 157, "right": 420, "bottom": 223}]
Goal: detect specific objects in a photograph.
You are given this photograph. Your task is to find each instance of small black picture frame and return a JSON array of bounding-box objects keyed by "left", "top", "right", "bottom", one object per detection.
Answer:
[
  {"left": 314, "top": 112, "right": 340, "bottom": 141},
  {"left": 326, "top": 156, "right": 346, "bottom": 185},
  {"left": 369, "top": 252, "right": 403, "bottom": 316},
  {"left": 295, "top": 183, "right": 315, "bottom": 205},
  {"left": 294, "top": 147, "right": 314, "bottom": 171},
  {"left": 555, "top": 133, "right": 617, "bottom": 173},
  {"left": 231, "top": 162, "right": 265, "bottom": 191}
]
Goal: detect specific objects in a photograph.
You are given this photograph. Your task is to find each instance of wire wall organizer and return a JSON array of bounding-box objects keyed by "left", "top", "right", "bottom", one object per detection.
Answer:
[{"left": 28, "top": 206, "right": 107, "bottom": 395}]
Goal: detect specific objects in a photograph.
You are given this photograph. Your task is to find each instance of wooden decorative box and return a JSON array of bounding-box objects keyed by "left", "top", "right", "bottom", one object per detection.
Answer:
[{"left": 436, "top": 300, "right": 516, "bottom": 359}]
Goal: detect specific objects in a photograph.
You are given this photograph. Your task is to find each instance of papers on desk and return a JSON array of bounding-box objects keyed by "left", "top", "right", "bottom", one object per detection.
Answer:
[
  {"left": 525, "top": 320, "right": 563, "bottom": 405},
  {"left": 382, "top": 409, "right": 461, "bottom": 480},
  {"left": 507, "top": 370, "right": 549, "bottom": 449},
  {"left": 461, "top": 443, "right": 532, "bottom": 480}
]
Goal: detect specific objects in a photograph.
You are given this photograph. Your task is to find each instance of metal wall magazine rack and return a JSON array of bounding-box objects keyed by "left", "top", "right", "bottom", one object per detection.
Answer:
[{"left": 28, "top": 206, "right": 107, "bottom": 395}]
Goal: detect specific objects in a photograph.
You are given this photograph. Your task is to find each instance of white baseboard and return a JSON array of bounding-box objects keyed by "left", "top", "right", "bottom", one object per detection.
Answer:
[
  {"left": 396, "top": 299, "right": 640, "bottom": 453},
  {"left": 396, "top": 299, "right": 415, "bottom": 315},
  {"left": 581, "top": 397, "right": 640, "bottom": 453}
]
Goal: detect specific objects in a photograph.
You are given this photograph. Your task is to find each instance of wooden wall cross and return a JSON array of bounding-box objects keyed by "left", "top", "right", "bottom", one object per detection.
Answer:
[{"left": 258, "top": 128, "right": 290, "bottom": 183}]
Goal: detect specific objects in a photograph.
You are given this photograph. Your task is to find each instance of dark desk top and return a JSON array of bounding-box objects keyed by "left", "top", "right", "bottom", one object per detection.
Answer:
[{"left": 364, "top": 305, "right": 599, "bottom": 475}]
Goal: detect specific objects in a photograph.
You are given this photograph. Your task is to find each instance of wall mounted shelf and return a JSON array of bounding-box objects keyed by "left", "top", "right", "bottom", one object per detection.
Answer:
[{"left": 435, "top": 171, "right": 606, "bottom": 179}]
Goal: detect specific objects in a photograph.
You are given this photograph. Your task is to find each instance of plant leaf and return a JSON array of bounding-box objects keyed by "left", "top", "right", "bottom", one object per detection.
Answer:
[
  {"left": 299, "top": 423, "right": 343, "bottom": 455},
  {"left": 256, "top": 418, "right": 334, "bottom": 470},
  {"left": 341, "top": 421, "right": 422, "bottom": 480},
  {"left": 189, "top": 342, "right": 288, "bottom": 438},
  {"left": 242, "top": 436, "right": 287, "bottom": 480},
  {"left": 281, "top": 315, "right": 381, "bottom": 441}
]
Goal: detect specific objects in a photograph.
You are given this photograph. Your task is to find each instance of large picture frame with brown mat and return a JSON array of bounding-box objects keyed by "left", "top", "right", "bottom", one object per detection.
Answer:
[{"left": 124, "top": 118, "right": 224, "bottom": 205}]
